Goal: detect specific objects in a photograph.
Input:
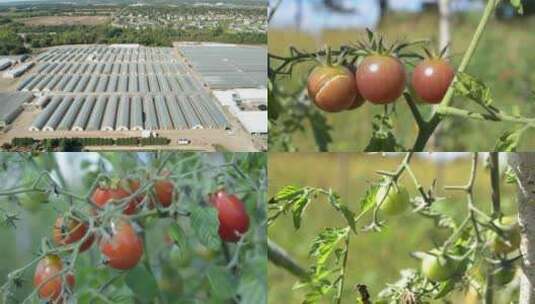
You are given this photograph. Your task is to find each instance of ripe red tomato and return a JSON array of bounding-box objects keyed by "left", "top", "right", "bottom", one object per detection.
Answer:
[
  {"left": 356, "top": 55, "right": 406, "bottom": 104},
  {"left": 307, "top": 65, "right": 359, "bottom": 112},
  {"left": 53, "top": 216, "right": 94, "bottom": 252},
  {"left": 209, "top": 190, "right": 250, "bottom": 242},
  {"left": 34, "top": 255, "right": 75, "bottom": 301},
  {"left": 154, "top": 180, "right": 175, "bottom": 207},
  {"left": 411, "top": 59, "right": 455, "bottom": 104},
  {"left": 100, "top": 219, "right": 143, "bottom": 270},
  {"left": 91, "top": 183, "right": 140, "bottom": 215}
]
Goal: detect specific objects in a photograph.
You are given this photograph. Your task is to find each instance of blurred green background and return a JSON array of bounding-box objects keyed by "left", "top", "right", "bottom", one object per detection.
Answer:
[
  {"left": 268, "top": 153, "right": 519, "bottom": 303},
  {"left": 269, "top": 10, "right": 535, "bottom": 151}
]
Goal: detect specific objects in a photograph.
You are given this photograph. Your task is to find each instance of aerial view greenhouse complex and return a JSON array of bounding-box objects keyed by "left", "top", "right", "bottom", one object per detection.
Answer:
[{"left": 16, "top": 46, "right": 230, "bottom": 132}]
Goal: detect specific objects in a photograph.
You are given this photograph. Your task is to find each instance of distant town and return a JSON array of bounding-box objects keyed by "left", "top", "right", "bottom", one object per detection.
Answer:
[{"left": 113, "top": 6, "right": 266, "bottom": 34}]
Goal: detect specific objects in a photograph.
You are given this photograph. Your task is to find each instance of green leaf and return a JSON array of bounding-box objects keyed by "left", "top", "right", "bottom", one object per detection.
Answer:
[
  {"left": 190, "top": 205, "right": 221, "bottom": 250},
  {"left": 168, "top": 222, "right": 187, "bottom": 248},
  {"left": 291, "top": 193, "right": 311, "bottom": 229},
  {"left": 505, "top": 167, "right": 518, "bottom": 184},
  {"left": 309, "top": 227, "right": 350, "bottom": 270},
  {"left": 326, "top": 191, "right": 356, "bottom": 233},
  {"left": 494, "top": 127, "right": 526, "bottom": 152},
  {"left": 125, "top": 265, "right": 159, "bottom": 303},
  {"left": 359, "top": 184, "right": 379, "bottom": 215},
  {"left": 206, "top": 265, "right": 237, "bottom": 300},
  {"left": 308, "top": 110, "right": 332, "bottom": 152},
  {"left": 273, "top": 185, "right": 304, "bottom": 202},
  {"left": 364, "top": 114, "right": 405, "bottom": 152},
  {"left": 453, "top": 72, "right": 493, "bottom": 106}
]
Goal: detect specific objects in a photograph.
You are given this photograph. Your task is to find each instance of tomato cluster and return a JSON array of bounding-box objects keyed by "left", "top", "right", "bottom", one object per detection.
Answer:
[
  {"left": 307, "top": 54, "right": 455, "bottom": 112},
  {"left": 32, "top": 174, "right": 251, "bottom": 302}
]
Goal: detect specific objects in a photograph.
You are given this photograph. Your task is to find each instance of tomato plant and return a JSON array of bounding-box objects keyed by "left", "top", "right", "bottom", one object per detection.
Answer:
[
  {"left": 268, "top": 152, "right": 528, "bottom": 303},
  {"left": 269, "top": 0, "right": 534, "bottom": 152},
  {"left": 0, "top": 152, "right": 267, "bottom": 303}
]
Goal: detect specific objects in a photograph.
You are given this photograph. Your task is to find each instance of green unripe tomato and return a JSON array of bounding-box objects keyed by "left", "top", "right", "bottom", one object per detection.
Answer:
[
  {"left": 492, "top": 265, "right": 516, "bottom": 286},
  {"left": 421, "top": 253, "right": 460, "bottom": 282},
  {"left": 489, "top": 216, "right": 520, "bottom": 255},
  {"left": 18, "top": 191, "right": 48, "bottom": 213},
  {"left": 377, "top": 184, "right": 410, "bottom": 216}
]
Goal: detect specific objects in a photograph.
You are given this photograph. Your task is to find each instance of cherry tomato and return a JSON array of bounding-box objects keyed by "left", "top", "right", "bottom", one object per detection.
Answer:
[
  {"left": 91, "top": 183, "right": 139, "bottom": 215},
  {"left": 421, "top": 253, "right": 460, "bottom": 282},
  {"left": 411, "top": 59, "right": 455, "bottom": 104},
  {"left": 53, "top": 216, "right": 94, "bottom": 252},
  {"left": 376, "top": 184, "right": 410, "bottom": 216},
  {"left": 34, "top": 255, "right": 75, "bottom": 301},
  {"left": 307, "top": 65, "right": 359, "bottom": 112},
  {"left": 356, "top": 55, "right": 406, "bottom": 104},
  {"left": 154, "top": 179, "right": 175, "bottom": 207},
  {"left": 209, "top": 190, "right": 250, "bottom": 242},
  {"left": 100, "top": 219, "right": 143, "bottom": 270},
  {"left": 19, "top": 191, "right": 48, "bottom": 213},
  {"left": 489, "top": 216, "right": 520, "bottom": 255}
]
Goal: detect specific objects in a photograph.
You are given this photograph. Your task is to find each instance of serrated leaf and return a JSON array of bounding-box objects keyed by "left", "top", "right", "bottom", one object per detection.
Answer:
[
  {"left": 190, "top": 205, "right": 221, "bottom": 250},
  {"left": 326, "top": 191, "right": 356, "bottom": 233},
  {"left": 308, "top": 110, "right": 332, "bottom": 152},
  {"left": 494, "top": 128, "right": 525, "bottom": 152},
  {"left": 206, "top": 265, "right": 237, "bottom": 300},
  {"left": 168, "top": 222, "right": 187, "bottom": 249},
  {"left": 359, "top": 184, "right": 379, "bottom": 214},
  {"left": 273, "top": 185, "right": 304, "bottom": 202},
  {"left": 125, "top": 265, "right": 159, "bottom": 303},
  {"left": 309, "top": 227, "right": 349, "bottom": 269},
  {"left": 453, "top": 72, "right": 493, "bottom": 106},
  {"left": 291, "top": 194, "right": 311, "bottom": 229},
  {"left": 505, "top": 167, "right": 518, "bottom": 184}
]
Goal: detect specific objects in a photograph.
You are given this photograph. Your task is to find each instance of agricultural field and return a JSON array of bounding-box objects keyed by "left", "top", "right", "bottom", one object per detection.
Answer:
[
  {"left": 269, "top": 11, "right": 535, "bottom": 151},
  {"left": 19, "top": 15, "right": 111, "bottom": 26}
]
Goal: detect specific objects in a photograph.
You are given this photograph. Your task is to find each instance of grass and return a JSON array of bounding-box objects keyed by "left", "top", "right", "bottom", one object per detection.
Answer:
[
  {"left": 269, "top": 11, "right": 535, "bottom": 151},
  {"left": 268, "top": 153, "right": 519, "bottom": 303}
]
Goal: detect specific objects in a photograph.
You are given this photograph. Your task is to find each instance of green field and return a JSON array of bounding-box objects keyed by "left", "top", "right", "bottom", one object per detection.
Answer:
[
  {"left": 269, "top": 12, "right": 535, "bottom": 151},
  {"left": 268, "top": 153, "right": 519, "bottom": 303}
]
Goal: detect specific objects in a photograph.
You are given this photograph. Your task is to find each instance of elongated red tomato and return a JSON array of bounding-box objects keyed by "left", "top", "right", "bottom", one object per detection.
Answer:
[
  {"left": 34, "top": 255, "right": 75, "bottom": 301},
  {"left": 100, "top": 219, "right": 143, "bottom": 270},
  {"left": 154, "top": 179, "right": 175, "bottom": 207},
  {"left": 91, "top": 183, "right": 140, "bottom": 215},
  {"left": 411, "top": 59, "right": 455, "bottom": 104},
  {"left": 356, "top": 55, "right": 406, "bottom": 104},
  {"left": 307, "top": 65, "right": 359, "bottom": 112},
  {"left": 53, "top": 216, "right": 94, "bottom": 252},
  {"left": 209, "top": 190, "right": 250, "bottom": 242}
]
